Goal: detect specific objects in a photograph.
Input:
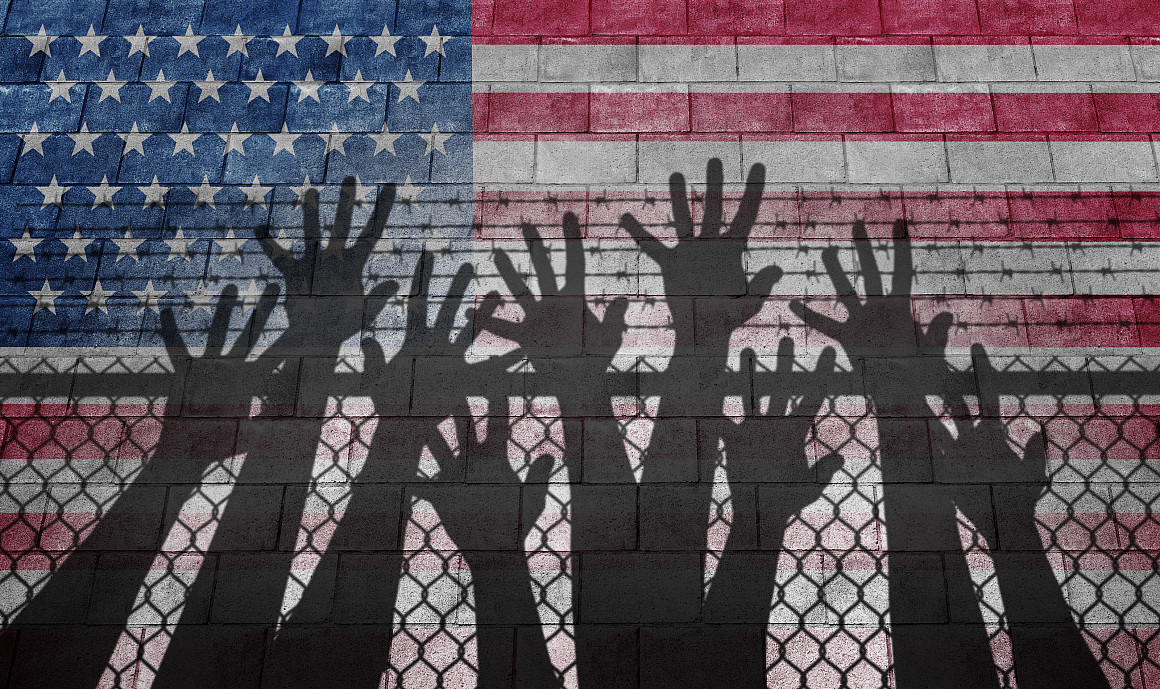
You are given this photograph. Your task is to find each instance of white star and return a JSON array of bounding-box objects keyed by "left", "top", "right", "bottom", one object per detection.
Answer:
[
  {"left": 324, "top": 123, "right": 350, "bottom": 156},
  {"left": 20, "top": 122, "right": 48, "bottom": 156},
  {"left": 372, "top": 24, "right": 400, "bottom": 57},
  {"left": 187, "top": 279, "right": 215, "bottom": 313},
  {"left": 397, "top": 175, "right": 425, "bottom": 204},
  {"left": 174, "top": 25, "right": 203, "bottom": 57},
  {"left": 30, "top": 280, "right": 61, "bottom": 314},
  {"left": 96, "top": 69, "right": 125, "bottom": 103},
  {"left": 69, "top": 123, "right": 99, "bottom": 156},
  {"left": 36, "top": 176, "right": 67, "bottom": 209},
  {"left": 392, "top": 70, "right": 424, "bottom": 103},
  {"left": 273, "top": 25, "right": 301, "bottom": 57},
  {"left": 166, "top": 227, "right": 194, "bottom": 261},
  {"left": 26, "top": 26, "right": 55, "bottom": 57},
  {"left": 290, "top": 175, "right": 316, "bottom": 207},
  {"left": 124, "top": 25, "right": 155, "bottom": 57},
  {"left": 418, "top": 122, "right": 450, "bottom": 156},
  {"left": 242, "top": 175, "right": 271, "bottom": 209},
  {"left": 419, "top": 25, "right": 450, "bottom": 58},
  {"left": 133, "top": 280, "right": 162, "bottom": 315},
  {"left": 170, "top": 124, "right": 199, "bottom": 156},
  {"left": 273, "top": 228, "right": 296, "bottom": 252},
  {"left": 75, "top": 25, "right": 105, "bottom": 57},
  {"left": 148, "top": 69, "right": 175, "bottom": 102},
  {"left": 223, "top": 26, "right": 252, "bottom": 57},
  {"left": 245, "top": 69, "right": 274, "bottom": 103},
  {"left": 63, "top": 227, "right": 91, "bottom": 261},
  {"left": 216, "top": 228, "right": 246, "bottom": 261},
  {"left": 220, "top": 123, "right": 249, "bottom": 155},
  {"left": 323, "top": 25, "right": 348, "bottom": 56},
  {"left": 370, "top": 123, "right": 401, "bottom": 156},
  {"left": 83, "top": 280, "right": 110, "bottom": 315},
  {"left": 139, "top": 175, "right": 168, "bottom": 209},
  {"left": 270, "top": 123, "right": 299, "bottom": 156},
  {"left": 195, "top": 70, "right": 223, "bottom": 102},
  {"left": 8, "top": 229, "right": 39, "bottom": 261},
  {"left": 294, "top": 70, "right": 322, "bottom": 103},
  {"left": 191, "top": 175, "right": 222, "bottom": 208},
  {"left": 119, "top": 122, "right": 149, "bottom": 157},
  {"left": 112, "top": 227, "right": 143, "bottom": 260},
  {"left": 345, "top": 69, "right": 371, "bottom": 103},
  {"left": 47, "top": 70, "right": 76, "bottom": 103},
  {"left": 88, "top": 175, "right": 121, "bottom": 209}
]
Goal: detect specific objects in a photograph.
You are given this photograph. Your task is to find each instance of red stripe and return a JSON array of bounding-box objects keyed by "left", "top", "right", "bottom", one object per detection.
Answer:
[
  {"left": 476, "top": 0, "right": 1160, "bottom": 39},
  {"left": 475, "top": 190, "right": 1160, "bottom": 242},
  {"left": 476, "top": 92, "right": 1160, "bottom": 136}
]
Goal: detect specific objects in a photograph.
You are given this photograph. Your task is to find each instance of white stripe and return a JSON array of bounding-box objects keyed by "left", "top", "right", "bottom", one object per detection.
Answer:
[
  {"left": 474, "top": 43, "right": 1151, "bottom": 85},
  {"left": 474, "top": 139, "right": 1160, "bottom": 185}
]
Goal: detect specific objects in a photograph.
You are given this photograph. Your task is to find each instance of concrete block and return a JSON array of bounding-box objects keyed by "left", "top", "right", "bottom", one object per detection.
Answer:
[
  {"left": 541, "top": 42, "right": 638, "bottom": 83},
  {"left": 933, "top": 42, "right": 1036, "bottom": 82},
  {"left": 846, "top": 138, "right": 949, "bottom": 184},
  {"left": 742, "top": 138, "right": 846, "bottom": 183},
  {"left": 1032, "top": 43, "right": 1135, "bottom": 82},
  {"left": 472, "top": 44, "right": 538, "bottom": 82},
  {"left": 1051, "top": 140, "right": 1157, "bottom": 183},
  {"left": 638, "top": 137, "right": 742, "bottom": 185},
  {"left": 836, "top": 43, "right": 937, "bottom": 82},
  {"left": 535, "top": 137, "right": 637, "bottom": 184},
  {"left": 639, "top": 43, "right": 737, "bottom": 83},
  {"left": 947, "top": 138, "right": 1053, "bottom": 183},
  {"left": 737, "top": 43, "right": 837, "bottom": 82}
]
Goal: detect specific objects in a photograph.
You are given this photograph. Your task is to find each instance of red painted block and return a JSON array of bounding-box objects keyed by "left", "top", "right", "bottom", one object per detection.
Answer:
[
  {"left": 791, "top": 92, "right": 894, "bottom": 133},
  {"left": 881, "top": 0, "right": 980, "bottom": 34},
  {"left": 800, "top": 190, "right": 904, "bottom": 238},
  {"left": 1025, "top": 297, "right": 1139, "bottom": 348},
  {"left": 476, "top": 190, "right": 589, "bottom": 239},
  {"left": 1134, "top": 297, "right": 1160, "bottom": 347},
  {"left": 912, "top": 296, "right": 1030, "bottom": 350},
  {"left": 487, "top": 92, "right": 589, "bottom": 133},
  {"left": 1007, "top": 189, "right": 1119, "bottom": 240},
  {"left": 591, "top": 0, "right": 688, "bottom": 34},
  {"left": 591, "top": 91, "right": 691, "bottom": 133},
  {"left": 1094, "top": 92, "right": 1160, "bottom": 133},
  {"left": 1076, "top": 0, "right": 1160, "bottom": 35},
  {"left": 473, "top": 0, "right": 494, "bottom": 34},
  {"left": 472, "top": 92, "right": 488, "bottom": 133},
  {"left": 688, "top": 0, "right": 786, "bottom": 35},
  {"left": 492, "top": 0, "right": 589, "bottom": 35},
  {"left": 893, "top": 92, "right": 996, "bottom": 132},
  {"left": 1111, "top": 191, "right": 1160, "bottom": 239},
  {"left": 785, "top": 0, "right": 883, "bottom": 35},
  {"left": 904, "top": 188, "right": 1012, "bottom": 239},
  {"left": 690, "top": 91, "right": 792, "bottom": 133},
  {"left": 976, "top": 0, "right": 1078, "bottom": 35},
  {"left": 993, "top": 92, "right": 1099, "bottom": 133}
]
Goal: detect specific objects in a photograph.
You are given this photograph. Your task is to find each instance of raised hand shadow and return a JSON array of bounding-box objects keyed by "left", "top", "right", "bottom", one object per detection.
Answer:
[{"left": 931, "top": 344, "right": 1111, "bottom": 689}]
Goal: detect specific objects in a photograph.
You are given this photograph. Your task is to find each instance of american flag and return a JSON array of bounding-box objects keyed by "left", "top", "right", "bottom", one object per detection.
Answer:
[{"left": 1, "top": 0, "right": 1159, "bottom": 687}]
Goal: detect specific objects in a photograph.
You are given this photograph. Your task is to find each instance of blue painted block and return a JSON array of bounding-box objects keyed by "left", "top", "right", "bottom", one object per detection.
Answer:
[
  {"left": 220, "top": 131, "right": 326, "bottom": 184},
  {"left": 200, "top": 0, "right": 300, "bottom": 37},
  {"left": 239, "top": 35, "right": 342, "bottom": 82},
  {"left": 41, "top": 27, "right": 146, "bottom": 82},
  {"left": 0, "top": 36, "right": 46, "bottom": 82},
  {"left": 0, "top": 83, "right": 85, "bottom": 134},
  {"left": 5, "top": 0, "right": 107, "bottom": 34},
  {"left": 140, "top": 34, "right": 244, "bottom": 81},
  {"left": 297, "top": 0, "right": 398, "bottom": 34},
  {"left": 184, "top": 82, "right": 289, "bottom": 133},
  {"left": 338, "top": 35, "right": 438, "bottom": 82},
  {"left": 322, "top": 133, "right": 430, "bottom": 184},
  {"left": 13, "top": 127, "right": 122, "bottom": 184},
  {"left": 116, "top": 127, "right": 227, "bottom": 184},
  {"left": 82, "top": 83, "right": 189, "bottom": 133},
  {"left": 385, "top": 82, "right": 471, "bottom": 133},
  {"left": 101, "top": 0, "right": 208, "bottom": 34},
  {"left": 284, "top": 83, "right": 388, "bottom": 133},
  {"left": 395, "top": 0, "right": 471, "bottom": 36}
]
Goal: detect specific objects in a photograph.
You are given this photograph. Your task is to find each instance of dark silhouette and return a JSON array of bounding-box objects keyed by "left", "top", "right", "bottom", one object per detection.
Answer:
[{"left": 0, "top": 159, "right": 1142, "bottom": 689}]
